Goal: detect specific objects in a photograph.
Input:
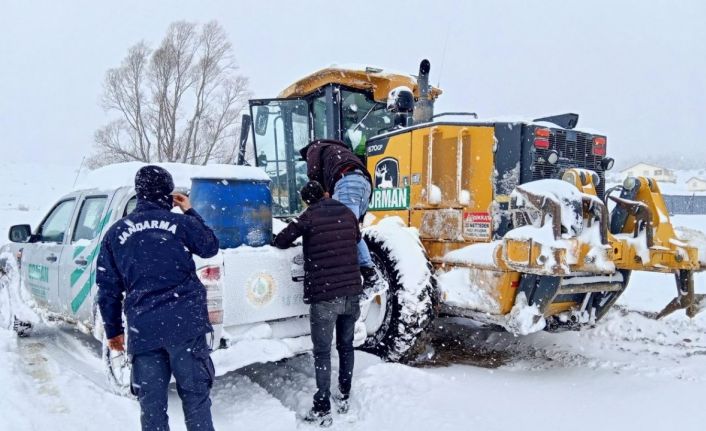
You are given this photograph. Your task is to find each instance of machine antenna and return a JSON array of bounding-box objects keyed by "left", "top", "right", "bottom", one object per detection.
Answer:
[
  {"left": 72, "top": 156, "right": 86, "bottom": 188},
  {"left": 437, "top": 26, "right": 451, "bottom": 88}
]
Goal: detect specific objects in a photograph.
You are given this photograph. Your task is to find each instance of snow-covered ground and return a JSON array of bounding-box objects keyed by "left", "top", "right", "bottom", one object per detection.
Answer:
[
  {"left": 2, "top": 163, "right": 706, "bottom": 430},
  {"left": 1, "top": 268, "right": 704, "bottom": 431}
]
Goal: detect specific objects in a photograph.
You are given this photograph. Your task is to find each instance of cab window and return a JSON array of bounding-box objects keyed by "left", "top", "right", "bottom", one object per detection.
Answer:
[
  {"left": 38, "top": 199, "right": 76, "bottom": 243},
  {"left": 311, "top": 92, "right": 328, "bottom": 140},
  {"left": 72, "top": 196, "right": 108, "bottom": 242},
  {"left": 340, "top": 89, "right": 392, "bottom": 154}
]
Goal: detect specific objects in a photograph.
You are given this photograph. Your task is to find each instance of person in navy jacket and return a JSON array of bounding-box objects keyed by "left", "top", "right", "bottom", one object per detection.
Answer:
[{"left": 97, "top": 165, "right": 219, "bottom": 431}]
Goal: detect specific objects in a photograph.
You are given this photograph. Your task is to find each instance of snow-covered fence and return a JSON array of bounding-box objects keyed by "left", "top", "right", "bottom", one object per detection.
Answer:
[{"left": 663, "top": 195, "right": 706, "bottom": 215}]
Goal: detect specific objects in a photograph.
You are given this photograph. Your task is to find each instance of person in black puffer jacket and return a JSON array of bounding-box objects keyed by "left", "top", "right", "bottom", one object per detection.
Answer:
[
  {"left": 299, "top": 139, "right": 385, "bottom": 293},
  {"left": 273, "top": 181, "right": 362, "bottom": 426}
]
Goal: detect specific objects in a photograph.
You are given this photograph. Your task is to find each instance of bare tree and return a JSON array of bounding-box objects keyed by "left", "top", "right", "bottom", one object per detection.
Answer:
[{"left": 89, "top": 21, "right": 250, "bottom": 168}]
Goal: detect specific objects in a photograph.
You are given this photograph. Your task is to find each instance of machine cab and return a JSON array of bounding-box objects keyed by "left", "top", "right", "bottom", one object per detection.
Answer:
[{"left": 246, "top": 64, "right": 439, "bottom": 216}]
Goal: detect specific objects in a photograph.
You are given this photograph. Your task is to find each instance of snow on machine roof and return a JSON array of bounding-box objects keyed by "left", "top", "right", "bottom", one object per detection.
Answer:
[{"left": 278, "top": 63, "right": 442, "bottom": 102}]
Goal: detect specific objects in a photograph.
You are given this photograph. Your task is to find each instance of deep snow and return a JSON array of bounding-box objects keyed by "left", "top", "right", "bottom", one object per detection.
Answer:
[
  {"left": 1, "top": 272, "right": 704, "bottom": 431},
  {"left": 2, "top": 164, "right": 706, "bottom": 430}
]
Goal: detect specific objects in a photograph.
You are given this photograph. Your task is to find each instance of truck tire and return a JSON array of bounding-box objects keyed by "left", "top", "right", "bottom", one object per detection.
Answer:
[
  {"left": 0, "top": 252, "right": 32, "bottom": 337},
  {"left": 0, "top": 258, "right": 12, "bottom": 331},
  {"left": 96, "top": 310, "right": 134, "bottom": 397},
  {"left": 360, "top": 228, "right": 437, "bottom": 362}
]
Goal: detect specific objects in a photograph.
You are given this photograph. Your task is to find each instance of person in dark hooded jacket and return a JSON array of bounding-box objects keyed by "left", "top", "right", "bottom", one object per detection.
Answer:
[
  {"left": 96, "top": 165, "right": 219, "bottom": 431},
  {"left": 273, "top": 180, "right": 363, "bottom": 427},
  {"left": 299, "top": 139, "right": 385, "bottom": 293}
]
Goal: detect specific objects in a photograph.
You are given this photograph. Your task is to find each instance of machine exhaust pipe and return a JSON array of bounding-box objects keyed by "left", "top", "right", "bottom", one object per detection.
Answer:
[{"left": 413, "top": 59, "right": 433, "bottom": 124}]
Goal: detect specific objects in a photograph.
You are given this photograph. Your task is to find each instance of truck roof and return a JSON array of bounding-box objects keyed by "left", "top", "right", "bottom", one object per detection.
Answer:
[{"left": 74, "top": 162, "right": 269, "bottom": 192}]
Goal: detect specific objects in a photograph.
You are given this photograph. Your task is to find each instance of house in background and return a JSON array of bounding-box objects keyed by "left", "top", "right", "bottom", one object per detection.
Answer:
[
  {"left": 620, "top": 162, "right": 677, "bottom": 183},
  {"left": 686, "top": 177, "right": 706, "bottom": 192}
]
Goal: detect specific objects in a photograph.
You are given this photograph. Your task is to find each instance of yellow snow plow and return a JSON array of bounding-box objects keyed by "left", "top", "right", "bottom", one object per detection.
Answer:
[{"left": 240, "top": 59, "right": 705, "bottom": 348}]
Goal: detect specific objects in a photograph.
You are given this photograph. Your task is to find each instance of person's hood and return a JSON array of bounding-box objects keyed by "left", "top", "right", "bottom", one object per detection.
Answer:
[
  {"left": 134, "top": 165, "right": 174, "bottom": 210},
  {"left": 299, "top": 139, "right": 348, "bottom": 159}
]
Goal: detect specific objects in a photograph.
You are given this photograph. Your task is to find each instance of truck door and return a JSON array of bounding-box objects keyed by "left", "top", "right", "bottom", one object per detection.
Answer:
[
  {"left": 22, "top": 197, "right": 79, "bottom": 311},
  {"left": 249, "top": 98, "right": 310, "bottom": 216},
  {"left": 60, "top": 194, "right": 112, "bottom": 319}
]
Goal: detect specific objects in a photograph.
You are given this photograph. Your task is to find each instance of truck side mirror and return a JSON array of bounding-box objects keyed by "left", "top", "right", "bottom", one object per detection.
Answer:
[
  {"left": 236, "top": 114, "right": 252, "bottom": 166},
  {"left": 257, "top": 151, "right": 268, "bottom": 168},
  {"left": 254, "top": 106, "right": 269, "bottom": 136},
  {"left": 9, "top": 224, "right": 32, "bottom": 243}
]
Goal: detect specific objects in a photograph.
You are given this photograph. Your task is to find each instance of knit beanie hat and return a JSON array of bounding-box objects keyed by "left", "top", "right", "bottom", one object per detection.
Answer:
[{"left": 135, "top": 165, "right": 174, "bottom": 208}]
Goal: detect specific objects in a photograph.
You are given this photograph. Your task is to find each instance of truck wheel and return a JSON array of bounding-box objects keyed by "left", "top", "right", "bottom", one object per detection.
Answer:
[
  {"left": 102, "top": 334, "right": 133, "bottom": 397},
  {"left": 0, "top": 252, "right": 32, "bottom": 336},
  {"left": 97, "top": 311, "right": 134, "bottom": 397},
  {"left": 360, "top": 226, "right": 437, "bottom": 362},
  {"left": 0, "top": 261, "right": 12, "bottom": 330}
]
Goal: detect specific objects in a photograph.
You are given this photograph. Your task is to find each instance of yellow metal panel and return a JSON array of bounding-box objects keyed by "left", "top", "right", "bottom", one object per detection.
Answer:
[
  {"left": 367, "top": 133, "right": 412, "bottom": 225},
  {"left": 545, "top": 302, "right": 578, "bottom": 316},
  {"left": 609, "top": 177, "right": 699, "bottom": 272},
  {"left": 497, "top": 272, "right": 521, "bottom": 314},
  {"left": 425, "top": 241, "right": 469, "bottom": 263},
  {"left": 409, "top": 125, "right": 495, "bottom": 209},
  {"left": 506, "top": 239, "right": 532, "bottom": 265},
  {"left": 407, "top": 124, "right": 496, "bottom": 250}
]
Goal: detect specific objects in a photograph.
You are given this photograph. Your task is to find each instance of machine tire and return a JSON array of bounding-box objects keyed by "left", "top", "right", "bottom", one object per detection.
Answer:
[{"left": 360, "top": 232, "right": 437, "bottom": 362}]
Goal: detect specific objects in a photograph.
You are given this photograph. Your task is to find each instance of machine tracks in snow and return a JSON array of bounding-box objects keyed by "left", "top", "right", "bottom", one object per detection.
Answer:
[
  {"left": 12, "top": 322, "right": 298, "bottom": 429},
  {"left": 414, "top": 307, "right": 706, "bottom": 382},
  {"left": 18, "top": 339, "right": 68, "bottom": 413},
  {"left": 14, "top": 324, "right": 110, "bottom": 415}
]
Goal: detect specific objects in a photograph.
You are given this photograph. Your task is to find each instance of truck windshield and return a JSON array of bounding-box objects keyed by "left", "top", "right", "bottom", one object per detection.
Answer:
[{"left": 250, "top": 98, "right": 310, "bottom": 216}]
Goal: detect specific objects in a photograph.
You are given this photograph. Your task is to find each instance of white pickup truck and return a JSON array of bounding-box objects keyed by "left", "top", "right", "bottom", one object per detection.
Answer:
[{"left": 0, "top": 162, "right": 435, "bottom": 393}]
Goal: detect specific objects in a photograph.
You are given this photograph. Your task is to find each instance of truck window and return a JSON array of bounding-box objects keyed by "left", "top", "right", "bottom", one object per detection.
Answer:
[
  {"left": 124, "top": 196, "right": 137, "bottom": 217},
  {"left": 72, "top": 196, "right": 108, "bottom": 242},
  {"left": 38, "top": 199, "right": 76, "bottom": 243}
]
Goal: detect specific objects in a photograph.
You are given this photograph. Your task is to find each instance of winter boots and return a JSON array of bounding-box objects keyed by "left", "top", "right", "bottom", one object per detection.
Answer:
[
  {"left": 333, "top": 391, "right": 350, "bottom": 414},
  {"left": 304, "top": 389, "right": 351, "bottom": 427},
  {"left": 303, "top": 408, "right": 333, "bottom": 427}
]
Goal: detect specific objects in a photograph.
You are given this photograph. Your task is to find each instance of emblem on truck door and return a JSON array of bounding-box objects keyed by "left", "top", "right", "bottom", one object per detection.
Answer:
[{"left": 246, "top": 272, "right": 277, "bottom": 307}]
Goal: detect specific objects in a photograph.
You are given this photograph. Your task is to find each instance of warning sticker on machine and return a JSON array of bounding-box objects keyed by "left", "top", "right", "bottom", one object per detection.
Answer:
[{"left": 464, "top": 212, "right": 492, "bottom": 239}]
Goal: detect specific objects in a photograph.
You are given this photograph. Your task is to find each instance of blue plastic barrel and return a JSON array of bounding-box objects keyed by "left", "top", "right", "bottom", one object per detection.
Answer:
[{"left": 190, "top": 177, "right": 272, "bottom": 249}]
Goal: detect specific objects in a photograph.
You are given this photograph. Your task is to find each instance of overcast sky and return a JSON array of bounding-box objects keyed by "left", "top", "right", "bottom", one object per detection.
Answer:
[{"left": 1, "top": 0, "right": 704, "bottom": 168}]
